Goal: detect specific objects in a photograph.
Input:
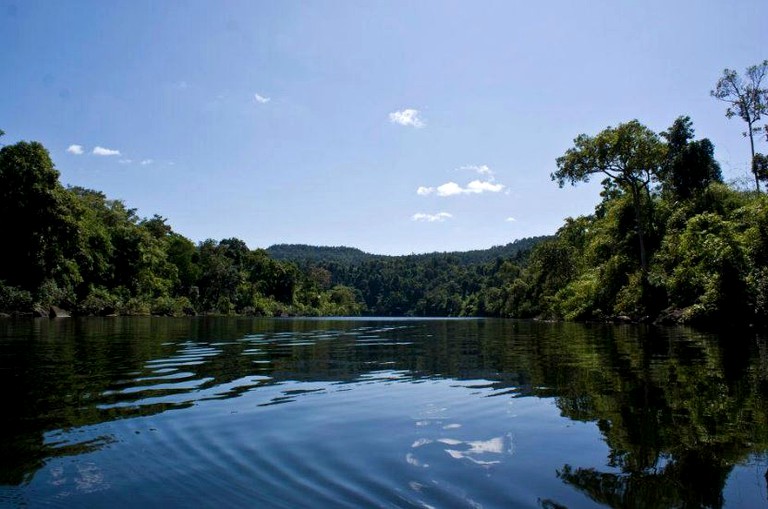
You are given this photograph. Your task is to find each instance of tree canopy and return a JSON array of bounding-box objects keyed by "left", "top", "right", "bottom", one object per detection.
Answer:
[
  {"left": 552, "top": 120, "right": 666, "bottom": 272},
  {"left": 660, "top": 116, "right": 722, "bottom": 201},
  {"left": 0, "top": 141, "right": 76, "bottom": 292}
]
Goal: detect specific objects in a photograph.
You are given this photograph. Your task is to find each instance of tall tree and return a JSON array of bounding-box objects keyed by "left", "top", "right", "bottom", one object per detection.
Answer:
[
  {"left": 711, "top": 60, "right": 768, "bottom": 192},
  {"left": 660, "top": 116, "right": 722, "bottom": 201},
  {"left": 552, "top": 120, "right": 666, "bottom": 273},
  {"left": 0, "top": 141, "right": 76, "bottom": 291}
]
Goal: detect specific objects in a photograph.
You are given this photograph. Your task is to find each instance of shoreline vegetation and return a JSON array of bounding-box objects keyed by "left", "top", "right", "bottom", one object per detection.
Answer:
[{"left": 2, "top": 62, "right": 768, "bottom": 328}]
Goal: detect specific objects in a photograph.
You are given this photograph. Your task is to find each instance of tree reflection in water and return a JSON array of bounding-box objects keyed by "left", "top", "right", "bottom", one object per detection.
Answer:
[{"left": 550, "top": 324, "right": 768, "bottom": 508}]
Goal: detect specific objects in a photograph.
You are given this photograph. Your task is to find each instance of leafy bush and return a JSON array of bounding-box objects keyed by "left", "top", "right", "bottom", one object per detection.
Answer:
[
  {"left": 119, "top": 297, "right": 151, "bottom": 316},
  {"left": 552, "top": 272, "right": 600, "bottom": 321},
  {"left": 661, "top": 213, "right": 747, "bottom": 324},
  {"left": 36, "top": 278, "right": 75, "bottom": 309},
  {"left": 151, "top": 296, "right": 195, "bottom": 316},
  {"left": 78, "top": 286, "right": 119, "bottom": 315},
  {"left": 0, "top": 282, "right": 33, "bottom": 312}
]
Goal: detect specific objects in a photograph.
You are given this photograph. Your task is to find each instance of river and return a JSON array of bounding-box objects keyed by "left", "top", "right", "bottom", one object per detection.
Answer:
[{"left": 1, "top": 317, "right": 766, "bottom": 508}]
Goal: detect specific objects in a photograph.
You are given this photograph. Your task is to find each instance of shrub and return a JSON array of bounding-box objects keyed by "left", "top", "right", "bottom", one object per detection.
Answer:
[
  {"left": 78, "top": 286, "right": 119, "bottom": 315},
  {"left": 0, "top": 282, "right": 33, "bottom": 312}
]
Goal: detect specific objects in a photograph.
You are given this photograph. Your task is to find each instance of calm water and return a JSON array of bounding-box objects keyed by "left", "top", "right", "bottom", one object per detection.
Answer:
[{"left": 0, "top": 318, "right": 767, "bottom": 508}]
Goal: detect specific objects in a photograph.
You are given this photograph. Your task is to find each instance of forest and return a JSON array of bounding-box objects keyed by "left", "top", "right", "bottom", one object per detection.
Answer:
[
  {"left": 0, "top": 127, "right": 546, "bottom": 319},
  {"left": 2, "top": 61, "right": 768, "bottom": 327}
]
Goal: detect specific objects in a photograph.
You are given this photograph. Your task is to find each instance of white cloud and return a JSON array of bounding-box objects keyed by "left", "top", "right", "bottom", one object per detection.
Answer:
[
  {"left": 389, "top": 108, "right": 425, "bottom": 128},
  {"left": 254, "top": 93, "right": 271, "bottom": 104},
  {"left": 66, "top": 144, "right": 84, "bottom": 155},
  {"left": 140, "top": 159, "right": 153, "bottom": 165},
  {"left": 466, "top": 180, "right": 504, "bottom": 193},
  {"left": 436, "top": 182, "right": 465, "bottom": 196},
  {"left": 118, "top": 159, "right": 132, "bottom": 164},
  {"left": 412, "top": 212, "right": 453, "bottom": 222},
  {"left": 460, "top": 164, "right": 493, "bottom": 176},
  {"left": 93, "top": 146, "right": 121, "bottom": 156},
  {"left": 417, "top": 180, "right": 505, "bottom": 197},
  {"left": 505, "top": 217, "right": 516, "bottom": 222}
]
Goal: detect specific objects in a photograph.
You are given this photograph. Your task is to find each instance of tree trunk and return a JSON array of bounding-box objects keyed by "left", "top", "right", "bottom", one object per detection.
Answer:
[
  {"left": 749, "top": 125, "right": 761, "bottom": 193},
  {"left": 631, "top": 185, "right": 648, "bottom": 273}
]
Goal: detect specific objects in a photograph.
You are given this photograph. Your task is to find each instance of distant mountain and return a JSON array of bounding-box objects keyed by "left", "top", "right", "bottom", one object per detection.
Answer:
[
  {"left": 266, "top": 244, "right": 374, "bottom": 265},
  {"left": 266, "top": 236, "right": 551, "bottom": 266},
  {"left": 401, "top": 236, "right": 551, "bottom": 265}
]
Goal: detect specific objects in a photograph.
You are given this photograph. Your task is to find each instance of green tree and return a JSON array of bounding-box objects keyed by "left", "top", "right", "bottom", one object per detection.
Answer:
[
  {"left": 753, "top": 153, "right": 768, "bottom": 186},
  {"left": 0, "top": 141, "right": 77, "bottom": 294},
  {"left": 66, "top": 187, "right": 117, "bottom": 301},
  {"left": 111, "top": 222, "right": 177, "bottom": 299},
  {"left": 552, "top": 120, "right": 666, "bottom": 273},
  {"left": 197, "top": 239, "right": 242, "bottom": 311},
  {"left": 166, "top": 233, "right": 200, "bottom": 295},
  {"left": 660, "top": 116, "right": 722, "bottom": 201},
  {"left": 711, "top": 60, "right": 768, "bottom": 192},
  {"left": 140, "top": 214, "right": 173, "bottom": 239}
]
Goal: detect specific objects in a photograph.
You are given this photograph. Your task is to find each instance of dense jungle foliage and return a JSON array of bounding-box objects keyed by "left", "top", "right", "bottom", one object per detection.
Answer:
[
  {"left": 265, "top": 110, "right": 768, "bottom": 326},
  {"left": 2, "top": 113, "right": 768, "bottom": 325},
  {"left": 527, "top": 113, "right": 768, "bottom": 328},
  {"left": 0, "top": 129, "right": 548, "bottom": 318},
  {"left": 2, "top": 114, "right": 768, "bottom": 325},
  {"left": 3, "top": 58, "right": 768, "bottom": 326},
  {"left": 266, "top": 238, "right": 545, "bottom": 316},
  {"left": 0, "top": 133, "right": 365, "bottom": 317}
]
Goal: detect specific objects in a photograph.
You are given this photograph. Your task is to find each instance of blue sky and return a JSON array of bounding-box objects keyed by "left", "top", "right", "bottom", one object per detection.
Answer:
[{"left": 2, "top": 1, "right": 766, "bottom": 255}]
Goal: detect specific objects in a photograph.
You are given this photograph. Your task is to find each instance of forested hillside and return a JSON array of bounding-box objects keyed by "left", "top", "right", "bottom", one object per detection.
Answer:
[
  {"left": 266, "top": 245, "right": 372, "bottom": 265},
  {"left": 2, "top": 62, "right": 768, "bottom": 326},
  {"left": 265, "top": 238, "right": 549, "bottom": 316},
  {"left": 267, "top": 237, "right": 547, "bottom": 267}
]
